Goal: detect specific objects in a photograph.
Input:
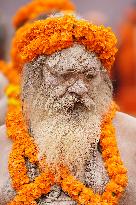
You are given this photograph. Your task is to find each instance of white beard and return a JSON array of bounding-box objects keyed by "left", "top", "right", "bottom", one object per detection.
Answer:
[
  {"left": 30, "top": 108, "right": 101, "bottom": 181},
  {"left": 22, "top": 74, "right": 112, "bottom": 181}
]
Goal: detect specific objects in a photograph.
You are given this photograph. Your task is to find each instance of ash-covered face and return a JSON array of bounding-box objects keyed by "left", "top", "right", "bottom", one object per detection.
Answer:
[{"left": 21, "top": 44, "right": 113, "bottom": 179}]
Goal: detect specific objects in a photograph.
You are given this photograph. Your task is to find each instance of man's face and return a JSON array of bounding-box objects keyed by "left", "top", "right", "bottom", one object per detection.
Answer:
[
  {"left": 22, "top": 44, "right": 112, "bottom": 120},
  {"left": 21, "top": 44, "right": 113, "bottom": 179}
]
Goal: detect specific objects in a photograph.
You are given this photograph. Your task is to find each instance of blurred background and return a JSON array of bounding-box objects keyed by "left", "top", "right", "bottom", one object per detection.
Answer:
[{"left": 0, "top": 0, "right": 136, "bottom": 116}]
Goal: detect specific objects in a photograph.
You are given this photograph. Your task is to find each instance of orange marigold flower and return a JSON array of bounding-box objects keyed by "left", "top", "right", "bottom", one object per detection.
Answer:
[{"left": 11, "top": 14, "right": 117, "bottom": 74}]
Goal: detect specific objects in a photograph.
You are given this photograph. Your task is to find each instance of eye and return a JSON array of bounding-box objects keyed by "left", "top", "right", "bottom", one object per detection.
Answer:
[
  {"left": 85, "top": 72, "right": 95, "bottom": 79},
  {"left": 62, "top": 73, "right": 69, "bottom": 80},
  {"left": 84, "top": 69, "right": 99, "bottom": 80},
  {"left": 62, "top": 72, "right": 73, "bottom": 81}
]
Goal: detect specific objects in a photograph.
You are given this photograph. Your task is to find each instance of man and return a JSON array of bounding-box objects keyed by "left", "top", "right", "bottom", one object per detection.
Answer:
[{"left": 0, "top": 14, "right": 136, "bottom": 205}]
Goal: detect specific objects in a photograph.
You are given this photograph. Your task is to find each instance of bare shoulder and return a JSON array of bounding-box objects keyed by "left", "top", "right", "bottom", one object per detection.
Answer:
[
  {"left": 113, "top": 112, "right": 136, "bottom": 161},
  {"left": 0, "top": 125, "right": 12, "bottom": 187},
  {"left": 113, "top": 112, "right": 136, "bottom": 205},
  {"left": 0, "top": 95, "right": 8, "bottom": 125},
  {"left": 113, "top": 112, "right": 136, "bottom": 134},
  {"left": 0, "top": 125, "right": 16, "bottom": 204}
]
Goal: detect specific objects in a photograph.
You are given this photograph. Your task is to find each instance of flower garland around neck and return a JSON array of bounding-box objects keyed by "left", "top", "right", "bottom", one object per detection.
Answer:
[
  {"left": 6, "top": 85, "right": 55, "bottom": 199},
  {"left": 58, "top": 102, "right": 128, "bottom": 205},
  {"left": 6, "top": 81, "right": 128, "bottom": 205}
]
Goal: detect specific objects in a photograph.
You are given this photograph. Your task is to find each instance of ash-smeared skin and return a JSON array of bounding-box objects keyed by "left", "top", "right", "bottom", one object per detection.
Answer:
[
  {"left": 0, "top": 179, "right": 16, "bottom": 204},
  {"left": 25, "top": 158, "right": 40, "bottom": 182},
  {"left": 22, "top": 44, "right": 112, "bottom": 118},
  {"left": 21, "top": 44, "right": 112, "bottom": 196},
  {"left": 0, "top": 72, "right": 8, "bottom": 125},
  {"left": 37, "top": 185, "right": 76, "bottom": 205}
]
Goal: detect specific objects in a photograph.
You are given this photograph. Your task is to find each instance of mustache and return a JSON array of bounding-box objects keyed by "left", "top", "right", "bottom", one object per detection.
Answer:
[
  {"left": 80, "top": 94, "right": 95, "bottom": 110},
  {"left": 46, "top": 91, "right": 95, "bottom": 111}
]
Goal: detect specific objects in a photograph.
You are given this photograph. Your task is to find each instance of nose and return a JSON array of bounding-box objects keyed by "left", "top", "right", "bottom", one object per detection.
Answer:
[{"left": 68, "top": 79, "right": 88, "bottom": 96}]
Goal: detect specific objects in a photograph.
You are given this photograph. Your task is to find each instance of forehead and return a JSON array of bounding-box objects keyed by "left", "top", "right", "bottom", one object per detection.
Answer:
[{"left": 45, "top": 44, "right": 102, "bottom": 75}]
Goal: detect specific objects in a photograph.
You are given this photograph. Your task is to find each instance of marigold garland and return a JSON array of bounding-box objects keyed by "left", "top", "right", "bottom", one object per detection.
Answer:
[
  {"left": 6, "top": 83, "right": 128, "bottom": 205},
  {"left": 11, "top": 15, "right": 117, "bottom": 73},
  {"left": 13, "top": 0, "right": 75, "bottom": 29},
  {"left": 57, "top": 103, "right": 128, "bottom": 205},
  {"left": 7, "top": 105, "right": 38, "bottom": 190}
]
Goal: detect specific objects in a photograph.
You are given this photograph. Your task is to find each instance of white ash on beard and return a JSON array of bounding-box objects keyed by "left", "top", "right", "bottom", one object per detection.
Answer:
[{"left": 32, "top": 110, "right": 101, "bottom": 182}]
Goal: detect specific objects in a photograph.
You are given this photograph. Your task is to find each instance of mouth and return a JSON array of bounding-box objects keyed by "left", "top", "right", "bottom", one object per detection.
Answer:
[
  {"left": 72, "top": 101, "right": 87, "bottom": 112},
  {"left": 54, "top": 93, "right": 95, "bottom": 113},
  {"left": 66, "top": 101, "right": 84, "bottom": 113}
]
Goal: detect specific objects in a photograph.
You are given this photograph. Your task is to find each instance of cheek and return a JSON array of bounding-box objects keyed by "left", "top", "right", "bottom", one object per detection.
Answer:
[
  {"left": 86, "top": 74, "right": 102, "bottom": 95},
  {"left": 43, "top": 67, "right": 60, "bottom": 87},
  {"left": 44, "top": 75, "right": 58, "bottom": 87},
  {"left": 91, "top": 73, "right": 101, "bottom": 87}
]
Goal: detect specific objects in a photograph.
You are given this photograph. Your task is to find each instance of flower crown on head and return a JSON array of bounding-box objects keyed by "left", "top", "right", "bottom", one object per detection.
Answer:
[
  {"left": 11, "top": 14, "right": 118, "bottom": 74},
  {"left": 13, "top": 0, "right": 75, "bottom": 29}
]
